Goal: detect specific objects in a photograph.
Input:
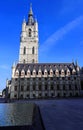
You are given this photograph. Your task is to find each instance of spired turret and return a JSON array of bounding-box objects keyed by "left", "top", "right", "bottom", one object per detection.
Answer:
[
  {"left": 20, "top": 19, "right": 26, "bottom": 42},
  {"left": 34, "top": 19, "right": 38, "bottom": 38},
  {"left": 75, "top": 60, "right": 80, "bottom": 73},
  {"left": 12, "top": 62, "right": 16, "bottom": 78},
  {"left": 22, "top": 18, "right": 26, "bottom": 32}
]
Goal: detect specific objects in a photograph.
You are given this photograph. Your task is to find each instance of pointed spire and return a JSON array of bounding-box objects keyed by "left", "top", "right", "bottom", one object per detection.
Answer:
[
  {"left": 29, "top": 3, "right": 33, "bottom": 16},
  {"left": 27, "top": 3, "right": 34, "bottom": 25},
  {"left": 23, "top": 16, "right": 26, "bottom": 25}
]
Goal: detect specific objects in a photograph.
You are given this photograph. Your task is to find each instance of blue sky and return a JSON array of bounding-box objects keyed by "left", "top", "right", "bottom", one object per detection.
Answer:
[{"left": 0, "top": 0, "right": 83, "bottom": 91}]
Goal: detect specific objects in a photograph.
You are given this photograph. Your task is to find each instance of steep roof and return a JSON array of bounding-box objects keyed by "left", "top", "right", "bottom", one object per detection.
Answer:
[{"left": 15, "top": 63, "right": 76, "bottom": 72}]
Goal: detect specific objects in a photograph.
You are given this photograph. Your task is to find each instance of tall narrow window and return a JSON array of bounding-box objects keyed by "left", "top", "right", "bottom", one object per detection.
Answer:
[
  {"left": 32, "top": 47, "right": 35, "bottom": 54},
  {"left": 21, "top": 86, "right": 24, "bottom": 91},
  {"left": 28, "top": 29, "right": 32, "bottom": 37},
  {"left": 23, "top": 47, "right": 26, "bottom": 55}
]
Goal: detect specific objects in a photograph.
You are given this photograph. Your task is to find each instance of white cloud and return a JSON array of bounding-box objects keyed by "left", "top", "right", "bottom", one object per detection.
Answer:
[{"left": 40, "top": 15, "right": 83, "bottom": 53}]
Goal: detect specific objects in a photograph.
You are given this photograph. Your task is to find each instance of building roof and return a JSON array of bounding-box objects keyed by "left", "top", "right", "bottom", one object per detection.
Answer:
[{"left": 15, "top": 62, "right": 76, "bottom": 72}]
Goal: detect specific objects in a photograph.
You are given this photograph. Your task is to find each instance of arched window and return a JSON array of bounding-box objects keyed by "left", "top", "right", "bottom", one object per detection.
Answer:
[
  {"left": 69, "top": 85, "right": 72, "bottom": 90},
  {"left": 32, "top": 47, "right": 35, "bottom": 54},
  {"left": 21, "top": 86, "right": 24, "bottom": 91},
  {"left": 63, "top": 85, "right": 66, "bottom": 90},
  {"left": 57, "top": 84, "right": 60, "bottom": 90},
  {"left": 45, "top": 85, "right": 48, "bottom": 90},
  {"left": 28, "top": 28, "right": 32, "bottom": 37},
  {"left": 23, "top": 47, "right": 26, "bottom": 55}
]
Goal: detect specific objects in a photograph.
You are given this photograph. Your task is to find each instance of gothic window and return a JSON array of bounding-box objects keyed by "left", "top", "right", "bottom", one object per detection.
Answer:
[
  {"left": 62, "top": 77, "right": 64, "bottom": 80},
  {"left": 57, "top": 77, "right": 59, "bottom": 80},
  {"left": 21, "top": 86, "right": 24, "bottom": 91},
  {"left": 33, "top": 94, "right": 35, "bottom": 98},
  {"left": 51, "top": 93, "right": 54, "bottom": 97},
  {"left": 25, "top": 71, "right": 27, "bottom": 75},
  {"left": 69, "top": 85, "right": 72, "bottom": 90},
  {"left": 26, "top": 94, "right": 29, "bottom": 98},
  {"left": 14, "top": 86, "right": 17, "bottom": 91},
  {"left": 28, "top": 28, "right": 32, "bottom": 37},
  {"left": 51, "top": 85, "right": 54, "bottom": 90},
  {"left": 27, "top": 86, "right": 29, "bottom": 91},
  {"left": 64, "top": 93, "right": 66, "bottom": 97},
  {"left": 70, "top": 93, "right": 72, "bottom": 97},
  {"left": 15, "top": 78, "right": 17, "bottom": 81},
  {"left": 20, "top": 94, "right": 23, "bottom": 99},
  {"left": 14, "top": 94, "right": 17, "bottom": 98},
  {"left": 39, "top": 93, "right": 42, "bottom": 97},
  {"left": 33, "top": 85, "right": 35, "bottom": 90},
  {"left": 45, "top": 93, "right": 48, "bottom": 97},
  {"left": 23, "top": 47, "right": 26, "bottom": 55},
  {"left": 32, "top": 47, "right": 35, "bottom": 54},
  {"left": 39, "top": 85, "right": 41, "bottom": 90},
  {"left": 57, "top": 93, "right": 60, "bottom": 97},
  {"left": 57, "top": 84, "right": 60, "bottom": 90},
  {"left": 45, "top": 85, "right": 48, "bottom": 90},
  {"left": 74, "top": 77, "right": 76, "bottom": 80},
  {"left": 63, "top": 85, "right": 66, "bottom": 90},
  {"left": 75, "top": 84, "right": 78, "bottom": 90}
]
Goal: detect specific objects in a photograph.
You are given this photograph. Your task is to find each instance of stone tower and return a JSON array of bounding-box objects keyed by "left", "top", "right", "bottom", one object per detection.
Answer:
[{"left": 19, "top": 4, "right": 38, "bottom": 63}]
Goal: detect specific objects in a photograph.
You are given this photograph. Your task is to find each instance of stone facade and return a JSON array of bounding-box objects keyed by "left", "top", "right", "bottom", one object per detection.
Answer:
[
  {"left": 19, "top": 4, "right": 38, "bottom": 64},
  {"left": 10, "top": 63, "right": 81, "bottom": 99},
  {"left": 10, "top": 5, "right": 81, "bottom": 99}
]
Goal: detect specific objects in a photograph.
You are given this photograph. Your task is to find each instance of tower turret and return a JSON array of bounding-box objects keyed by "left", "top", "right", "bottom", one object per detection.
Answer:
[
  {"left": 12, "top": 62, "right": 16, "bottom": 78},
  {"left": 34, "top": 19, "right": 38, "bottom": 38},
  {"left": 22, "top": 18, "right": 26, "bottom": 32}
]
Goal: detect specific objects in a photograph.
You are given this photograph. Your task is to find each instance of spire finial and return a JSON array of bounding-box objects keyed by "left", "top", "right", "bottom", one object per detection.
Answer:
[
  {"left": 30, "top": 3, "right": 32, "bottom": 9},
  {"left": 29, "top": 3, "right": 33, "bottom": 16},
  {"left": 27, "top": 3, "right": 34, "bottom": 25}
]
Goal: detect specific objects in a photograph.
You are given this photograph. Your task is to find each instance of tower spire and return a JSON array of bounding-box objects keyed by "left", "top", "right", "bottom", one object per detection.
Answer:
[
  {"left": 29, "top": 3, "right": 33, "bottom": 16},
  {"left": 27, "top": 3, "right": 34, "bottom": 25}
]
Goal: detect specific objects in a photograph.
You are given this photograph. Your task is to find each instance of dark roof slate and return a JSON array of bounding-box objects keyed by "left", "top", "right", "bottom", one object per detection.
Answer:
[{"left": 15, "top": 63, "right": 76, "bottom": 72}]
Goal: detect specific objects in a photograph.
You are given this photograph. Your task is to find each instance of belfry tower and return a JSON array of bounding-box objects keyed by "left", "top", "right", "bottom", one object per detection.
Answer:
[{"left": 19, "top": 4, "right": 38, "bottom": 63}]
